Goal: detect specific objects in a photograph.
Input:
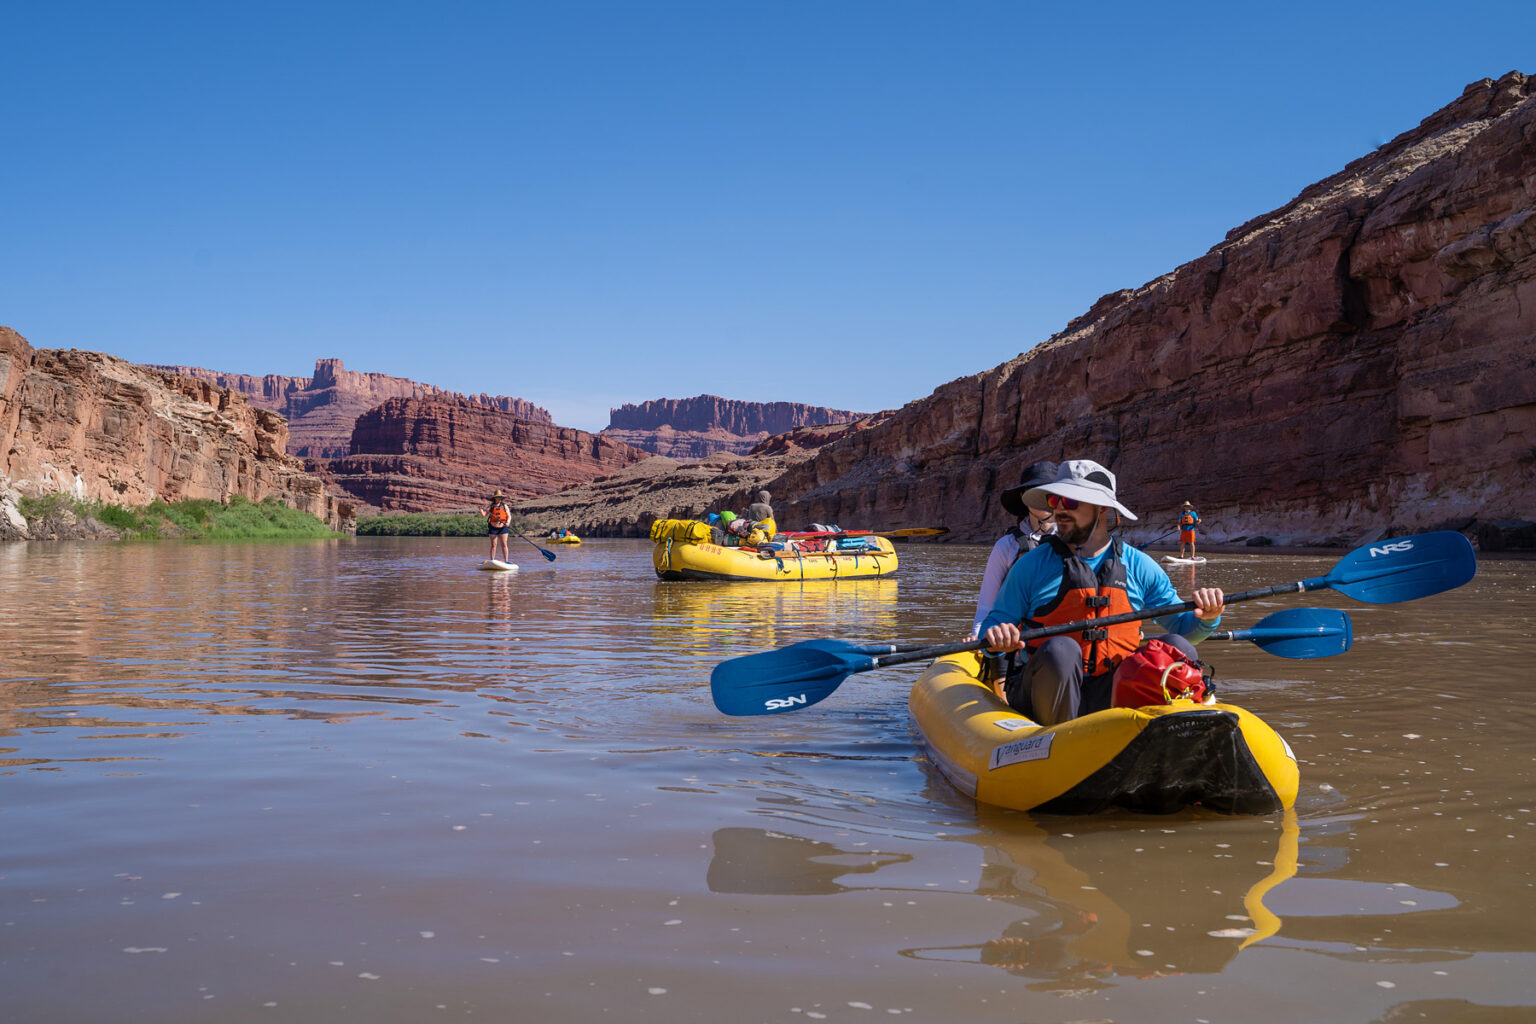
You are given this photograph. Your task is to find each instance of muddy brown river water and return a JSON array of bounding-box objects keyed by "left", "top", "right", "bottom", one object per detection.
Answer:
[{"left": 1, "top": 537, "right": 1533, "bottom": 1023}]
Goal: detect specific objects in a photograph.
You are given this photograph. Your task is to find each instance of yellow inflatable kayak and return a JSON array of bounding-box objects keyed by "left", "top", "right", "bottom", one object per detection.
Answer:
[
  {"left": 909, "top": 652, "right": 1298, "bottom": 815},
  {"left": 547, "top": 534, "right": 582, "bottom": 544},
  {"left": 652, "top": 536, "right": 898, "bottom": 582}
]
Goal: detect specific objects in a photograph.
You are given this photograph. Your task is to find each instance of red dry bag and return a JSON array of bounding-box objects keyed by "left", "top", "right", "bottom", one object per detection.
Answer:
[{"left": 1110, "top": 637, "right": 1209, "bottom": 708}]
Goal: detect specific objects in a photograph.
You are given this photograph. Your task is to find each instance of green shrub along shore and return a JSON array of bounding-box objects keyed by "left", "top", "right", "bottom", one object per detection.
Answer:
[
  {"left": 18, "top": 492, "right": 340, "bottom": 540},
  {"left": 356, "top": 511, "right": 530, "bottom": 536}
]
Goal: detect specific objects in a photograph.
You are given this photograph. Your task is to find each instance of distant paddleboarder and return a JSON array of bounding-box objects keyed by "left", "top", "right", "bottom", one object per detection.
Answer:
[
  {"left": 481, "top": 491, "right": 513, "bottom": 562},
  {"left": 1179, "top": 501, "right": 1201, "bottom": 560}
]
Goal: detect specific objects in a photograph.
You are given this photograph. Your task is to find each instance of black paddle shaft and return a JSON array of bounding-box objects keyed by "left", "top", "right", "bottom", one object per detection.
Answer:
[{"left": 868, "top": 580, "right": 1315, "bottom": 671}]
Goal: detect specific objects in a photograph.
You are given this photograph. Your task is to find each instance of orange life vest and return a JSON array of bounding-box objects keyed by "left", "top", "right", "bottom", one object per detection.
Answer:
[
  {"left": 1180, "top": 511, "right": 1197, "bottom": 528},
  {"left": 1022, "top": 537, "right": 1142, "bottom": 676},
  {"left": 488, "top": 504, "right": 510, "bottom": 528}
]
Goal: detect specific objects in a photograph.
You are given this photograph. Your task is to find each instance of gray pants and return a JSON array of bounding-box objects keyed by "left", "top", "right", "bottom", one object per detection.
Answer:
[{"left": 1002, "top": 634, "right": 1201, "bottom": 726}]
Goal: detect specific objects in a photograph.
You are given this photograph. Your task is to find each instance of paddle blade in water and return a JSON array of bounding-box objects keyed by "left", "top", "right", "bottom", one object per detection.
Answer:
[
  {"left": 1235, "top": 608, "right": 1353, "bottom": 659},
  {"left": 1322, "top": 531, "right": 1477, "bottom": 604},
  {"left": 710, "top": 642, "right": 872, "bottom": 716}
]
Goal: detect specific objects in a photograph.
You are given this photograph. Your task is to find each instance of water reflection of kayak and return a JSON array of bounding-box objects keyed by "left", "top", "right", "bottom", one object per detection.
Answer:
[
  {"left": 910, "top": 652, "right": 1298, "bottom": 815},
  {"left": 651, "top": 538, "right": 898, "bottom": 582},
  {"left": 707, "top": 812, "right": 1300, "bottom": 987},
  {"left": 649, "top": 577, "right": 898, "bottom": 649}
]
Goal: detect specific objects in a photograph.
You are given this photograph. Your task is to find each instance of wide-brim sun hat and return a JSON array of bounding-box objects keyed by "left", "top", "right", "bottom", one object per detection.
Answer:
[
  {"left": 1023, "top": 459, "right": 1138, "bottom": 520},
  {"left": 1000, "top": 460, "right": 1060, "bottom": 519},
  {"left": 491, "top": 491, "right": 506, "bottom": 499}
]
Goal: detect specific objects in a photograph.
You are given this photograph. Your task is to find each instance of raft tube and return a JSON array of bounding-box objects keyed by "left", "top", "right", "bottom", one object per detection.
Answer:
[
  {"left": 652, "top": 537, "right": 898, "bottom": 582},
  {"left": 909, "top": 652, "right": 1298, "bottom": 815},
  {"left": 548, "top": 535, "right": 582, "bottom": 544}
]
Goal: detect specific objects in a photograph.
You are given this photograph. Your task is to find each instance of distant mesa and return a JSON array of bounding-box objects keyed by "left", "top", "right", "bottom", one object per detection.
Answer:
[
  {"left": 312, "top": 396, "right": 651, "bottom": 513},
  {"left": 153, "top": 359, "right": 553, "bottom": 459},
  {"left": 152, "top": 363, "right": 878, "bottom": 516},
  {"left": 601, "top": 394, "right": 870, "bottom": 458}
]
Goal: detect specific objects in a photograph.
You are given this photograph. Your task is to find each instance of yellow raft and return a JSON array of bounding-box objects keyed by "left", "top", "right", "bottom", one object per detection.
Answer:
[
  {"left": 910, "top": 652, "right": 1298, "bottom": 815},
  {"left": 652, "top": 536, "right": 898, "bottom": 582},
  {"left": 547, "top": 534, "right": 582, "bottom": 545}
]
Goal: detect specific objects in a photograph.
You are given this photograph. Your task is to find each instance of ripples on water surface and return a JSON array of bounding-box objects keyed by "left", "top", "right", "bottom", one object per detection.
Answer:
[{"left": 1, "top": 537, "right": 1533, "bottom": 1023}]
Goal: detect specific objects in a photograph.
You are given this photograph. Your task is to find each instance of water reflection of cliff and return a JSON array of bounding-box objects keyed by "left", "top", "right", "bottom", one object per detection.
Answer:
[
  {"left": 650, "top": 578, "right": 898, "bottom": 650},
  {"left": 708, "top": 811, "right": 1300, "bottom": 992}
]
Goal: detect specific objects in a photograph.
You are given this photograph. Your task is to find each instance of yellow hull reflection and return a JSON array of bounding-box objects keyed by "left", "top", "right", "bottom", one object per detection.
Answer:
[{"left": 650, "top": 577, "right": 898, "bottom": 650}]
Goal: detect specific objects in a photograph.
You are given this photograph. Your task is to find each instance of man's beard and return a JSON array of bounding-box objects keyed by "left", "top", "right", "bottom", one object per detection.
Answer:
[{"left": 1056, "top": 514, "right": 1095, "bottom": 547}]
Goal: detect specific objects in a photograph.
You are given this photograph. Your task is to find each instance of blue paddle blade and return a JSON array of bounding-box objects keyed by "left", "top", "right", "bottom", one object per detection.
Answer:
[
  {"left": 1319, "top": 531, "right": 1477, "bottom": 603},
  {"left": 796, "top": 639, "right": 901, "bottom": 656},
  {"left": 1227, "top": 608, "right": 1353, "bottom": 659},
  {"left": 710, "top": 641, "right": 875, "bottom": 716}
]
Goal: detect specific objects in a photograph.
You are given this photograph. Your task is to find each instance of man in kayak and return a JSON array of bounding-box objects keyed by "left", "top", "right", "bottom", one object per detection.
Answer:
[
  {"left": 981, "top": 460, "right": 1224, "bottom": 726},
  {"left": 1179, "top": 501, "right": 1201, "bottom": 560},
  {"left": 480, "top": 491, "right": 513, "bottom": 562},
  {"left": 972, "top": 460, "right": 1058, "bottom": 639}
]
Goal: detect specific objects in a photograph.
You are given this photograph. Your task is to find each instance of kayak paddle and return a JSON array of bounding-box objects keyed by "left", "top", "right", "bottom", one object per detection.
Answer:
[
  {"left": 1204, "top": 607, "right": 1352, "bottom": 658},
  {"left": 710, "top": 530, "right": 1474, "bottom": 715},
  {"left": 830, "top": 608, "right": 1353, "bottom": 661},
  {"left": 513, "top": 529, "right": 558, "bottom": 561}
]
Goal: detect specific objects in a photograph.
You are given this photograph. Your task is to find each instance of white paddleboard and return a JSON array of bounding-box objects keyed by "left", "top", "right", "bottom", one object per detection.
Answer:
[
  {"left": 1162, "top": 555, "right": 1208, "bottom": 565},
  {"left": 478, "top": 559, "right": 519, "bottom": 572}
]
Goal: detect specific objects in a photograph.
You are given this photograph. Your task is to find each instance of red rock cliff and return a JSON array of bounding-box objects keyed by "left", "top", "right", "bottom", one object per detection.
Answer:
[
  {"left": 763, "top": 73, "right": 1536, "bottom": 547},
  {"left": 0, "top": 328, "right": 352, "bottom": 535},
  {"left": 602, "top": 394, "right": 868, "bottom": 458},
  {"left": 154, "top": 358, "right": 552, "bottom": 458},
  {"left": 320, "top": 397, "right": 651, "bottom": 511}
]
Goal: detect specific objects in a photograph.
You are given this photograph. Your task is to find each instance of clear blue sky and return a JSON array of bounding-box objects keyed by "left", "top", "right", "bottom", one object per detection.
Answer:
[{"left": 3, "top": 2, "right": 1531, "bottom": 432}]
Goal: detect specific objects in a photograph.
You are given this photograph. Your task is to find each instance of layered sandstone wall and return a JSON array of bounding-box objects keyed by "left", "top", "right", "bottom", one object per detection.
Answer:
[
  {"left": 155, "top": 358, "right": 553, "bottom": 458},
  {"left": 513, "top": 415, "right": 887, "bottom": 535},
  {"left": 603, "top": 394, "right": 869, "bottom": 458},
  {"left": 322, "top": 397, "right": 651, "bottom": 512},
  {"left": 0, "top": 328, "right": 353, "bottom": 537},
  {"left": 762, "top": 73, "right": 1536, "bottom": 547}
]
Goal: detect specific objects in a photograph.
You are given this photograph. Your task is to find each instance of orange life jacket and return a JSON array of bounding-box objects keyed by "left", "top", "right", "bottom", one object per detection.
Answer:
[
  {"left": 488, "top": 504, "right": 510, "bottom": 528},
  {"left": 1180, "top": 511, "right": 1197, "bottom": 528},
  {"left": 1023, "top": 537, "right": 1142, "bottom": 676}
]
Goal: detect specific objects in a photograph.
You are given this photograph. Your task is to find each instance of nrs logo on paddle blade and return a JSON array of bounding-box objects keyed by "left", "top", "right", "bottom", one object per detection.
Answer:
[
  {"left": 764, "top": 694, "right": 808, "bottom": 711},
  {"left": 1369, "top": 540, "right": 1415, "bottom": 557}
]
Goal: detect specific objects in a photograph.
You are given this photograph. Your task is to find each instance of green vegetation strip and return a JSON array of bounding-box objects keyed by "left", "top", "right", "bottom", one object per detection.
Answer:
[
  {"left": 19, "top": 493, "right": 339, "bottom": 539},
  {"left": 356, "top": 511, "right": 529, "bottom": 536}
]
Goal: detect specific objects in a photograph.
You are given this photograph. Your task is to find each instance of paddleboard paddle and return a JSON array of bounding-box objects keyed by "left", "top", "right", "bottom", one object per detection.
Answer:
[{"left": 513, "top": 529, "right": 558, "bottom": 561}]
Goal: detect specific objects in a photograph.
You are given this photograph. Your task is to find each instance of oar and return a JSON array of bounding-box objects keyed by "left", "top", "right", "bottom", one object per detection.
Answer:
[
  {"left": 786, "top": 527, "right": 949, "bottom": 540},
  {"left": 512, "top": 529, "right": 557, "bottom": 561},
  {"left": 1137, "top": 528, "right": 1177, "bottom": 550},
  {"left": 710, "top": 530, "right": 1474, "bottom": 715}
]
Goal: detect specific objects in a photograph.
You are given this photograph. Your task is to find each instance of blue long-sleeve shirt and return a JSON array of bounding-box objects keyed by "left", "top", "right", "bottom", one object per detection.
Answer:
[{"left": 980, "top": 540, "right": 1219, "bottom": 644}]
